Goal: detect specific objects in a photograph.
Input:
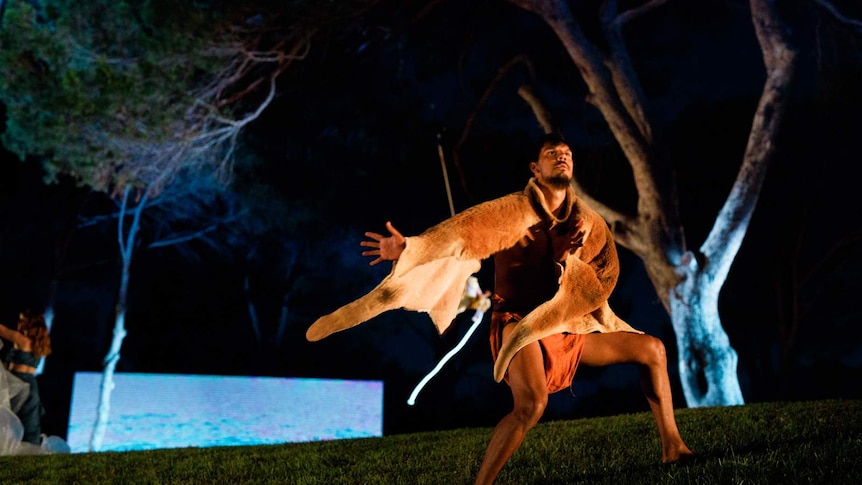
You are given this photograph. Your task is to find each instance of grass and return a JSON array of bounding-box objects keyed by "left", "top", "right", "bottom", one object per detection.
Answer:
[{"left": 1, "top": 399, "right": 860, "bottom": 484}]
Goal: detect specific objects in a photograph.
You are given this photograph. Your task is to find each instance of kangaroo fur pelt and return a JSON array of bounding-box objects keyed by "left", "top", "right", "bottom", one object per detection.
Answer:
[{"left": 306, "top": 179, "right": 641, "bottom": 383}]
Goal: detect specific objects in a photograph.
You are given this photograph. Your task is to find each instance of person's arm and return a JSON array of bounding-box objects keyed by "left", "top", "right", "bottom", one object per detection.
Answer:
[
  {"left": 0, "top": 323, "right": 29, "bottom": 348},
  {"left": 360, "top": 221, "right": 406, "bottom": 265}
]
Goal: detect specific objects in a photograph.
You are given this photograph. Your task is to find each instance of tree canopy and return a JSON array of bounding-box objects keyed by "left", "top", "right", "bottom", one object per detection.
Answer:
[{"left": 0, "top": 0, "right": 376, "bottom": 193}]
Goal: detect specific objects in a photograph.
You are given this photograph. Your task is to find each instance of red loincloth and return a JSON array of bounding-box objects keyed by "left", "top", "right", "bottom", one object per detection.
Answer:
[{"left": 490, "top": 310, "right": 585, "bottom": 394}]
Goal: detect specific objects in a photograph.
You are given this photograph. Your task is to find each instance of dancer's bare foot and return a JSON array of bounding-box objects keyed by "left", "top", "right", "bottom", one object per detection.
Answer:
[{"left": 662, "top": 446, "right": 696, "bottom": 464}]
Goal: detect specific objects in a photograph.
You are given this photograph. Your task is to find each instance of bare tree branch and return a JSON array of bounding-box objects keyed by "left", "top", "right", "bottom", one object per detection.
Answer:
[
  {"left": 701, "top": 0, "right": 798, "bottom": 284},
  {"left": 452, "top": 54, "right": 538, "bottom": 200},
  {"left": 616, "top": 0, "right": 672, "bottom": 23},
  {"left": 148, "top": 203, "right": 248, "bottom": 250},
  {"left": 812, "top": 0, "right": 862, "bottom": 34},
  {"left": 516, "top": 85, "right": 555, "bottom": 133},
  {"left": 600, "top": 0, "right": 667, "bottom": 143}
]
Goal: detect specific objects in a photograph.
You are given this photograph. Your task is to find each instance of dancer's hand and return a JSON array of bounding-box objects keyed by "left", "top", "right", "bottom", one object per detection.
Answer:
[{"left": 361, "top": 221, "right": 406, "bottom": 266}]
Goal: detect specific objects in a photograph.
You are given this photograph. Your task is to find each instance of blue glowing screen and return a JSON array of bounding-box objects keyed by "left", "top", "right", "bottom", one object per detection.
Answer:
[{"left": 67, "top": 372, "right": 383, "bottom": 453}]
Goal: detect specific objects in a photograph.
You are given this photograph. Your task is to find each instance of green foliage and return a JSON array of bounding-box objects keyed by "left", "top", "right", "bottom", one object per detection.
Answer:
[
  {"left": 0, "top": 0, "right": 388, "bottom": 194},
  {"left": 0, "top": 399, "right": 859, "bottom": 484},
  {"left": 0, "top": 0, "right": 228, "bottom": 191}
]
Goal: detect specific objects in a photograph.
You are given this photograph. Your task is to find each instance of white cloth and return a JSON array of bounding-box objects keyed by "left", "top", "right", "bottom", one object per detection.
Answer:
[{"left": 0, "top": 360, "right": 29, "bottom": 413}]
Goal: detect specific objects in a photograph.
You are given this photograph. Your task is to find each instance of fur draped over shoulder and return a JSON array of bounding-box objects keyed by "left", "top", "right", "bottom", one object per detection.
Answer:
[
  {"left": 305, "top": 189, "right": 539, "bottom": 341},
  {"left": 305, "top": 179, "right": 642, "bottom": 383}
]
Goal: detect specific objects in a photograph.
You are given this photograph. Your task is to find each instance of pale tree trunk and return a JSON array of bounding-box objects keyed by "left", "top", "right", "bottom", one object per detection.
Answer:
[
  {"left": 669, "top": 0, "right": 796, "bottom": 405},
  {"left": 274, "top": 293, "right": 290, "bottom": 346},
  {"left": 35, "top": 280, "right": 56, "bottom": 376},
  {"left": 82, "top": 180, "right": 246, "bottom": 450},
  {"left": 244, "top": 244, "right": 263, "bottom": 345},
  {"left": 89, "top": 186, "right": 148, "bottom": 451},
  {"left": 243, "top": 242, "right": 297, "bottom": 347},
  {"left": 273, "top": 247, "right": 297, "bottom": 346},
  {"left": 244, "top": 273, "right": 263, "bottom": 344},
  {"left": 506, "top": 0, "right": 797, "bottom": 406}
]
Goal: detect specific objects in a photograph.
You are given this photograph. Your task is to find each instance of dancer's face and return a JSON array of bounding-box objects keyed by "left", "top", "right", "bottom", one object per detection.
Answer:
[{"left": 530, "top": 142, "right": 573, "bottom": 189}]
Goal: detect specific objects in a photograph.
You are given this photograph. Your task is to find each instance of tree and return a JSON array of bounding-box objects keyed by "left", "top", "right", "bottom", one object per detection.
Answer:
[{"left": 75, "top": 171, "right": 255, "bottom": 450}]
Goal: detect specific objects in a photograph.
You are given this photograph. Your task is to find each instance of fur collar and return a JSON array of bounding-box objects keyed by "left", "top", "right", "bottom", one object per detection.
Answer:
[{"left": 524, "top": 177, "right": 575, "bottom": 228}]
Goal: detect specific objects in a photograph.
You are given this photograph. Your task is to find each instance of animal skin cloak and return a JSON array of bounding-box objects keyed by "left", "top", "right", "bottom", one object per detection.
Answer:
[{"left": 306, "top": 179, "right": 641, "bottom": 383}]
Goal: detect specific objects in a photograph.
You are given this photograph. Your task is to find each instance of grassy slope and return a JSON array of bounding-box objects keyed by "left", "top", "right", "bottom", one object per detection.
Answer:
[{"left": 1, "top": 399, "right": 860, "bottom": 484}]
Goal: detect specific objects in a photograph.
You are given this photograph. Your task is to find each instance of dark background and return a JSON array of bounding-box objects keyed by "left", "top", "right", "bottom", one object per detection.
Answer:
[{"left": 1, "top": 0, "right": 861, "bottom": 441}]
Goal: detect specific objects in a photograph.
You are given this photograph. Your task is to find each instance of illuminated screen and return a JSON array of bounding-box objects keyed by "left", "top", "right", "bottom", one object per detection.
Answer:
[{"left": 67, "top": 372, "right": 383, "bottom": 453}]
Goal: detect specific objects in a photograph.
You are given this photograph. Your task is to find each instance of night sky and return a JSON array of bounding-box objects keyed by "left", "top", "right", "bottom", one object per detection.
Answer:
[{"left": 1, "top": 0, "right": 861, "bottom": 440}]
